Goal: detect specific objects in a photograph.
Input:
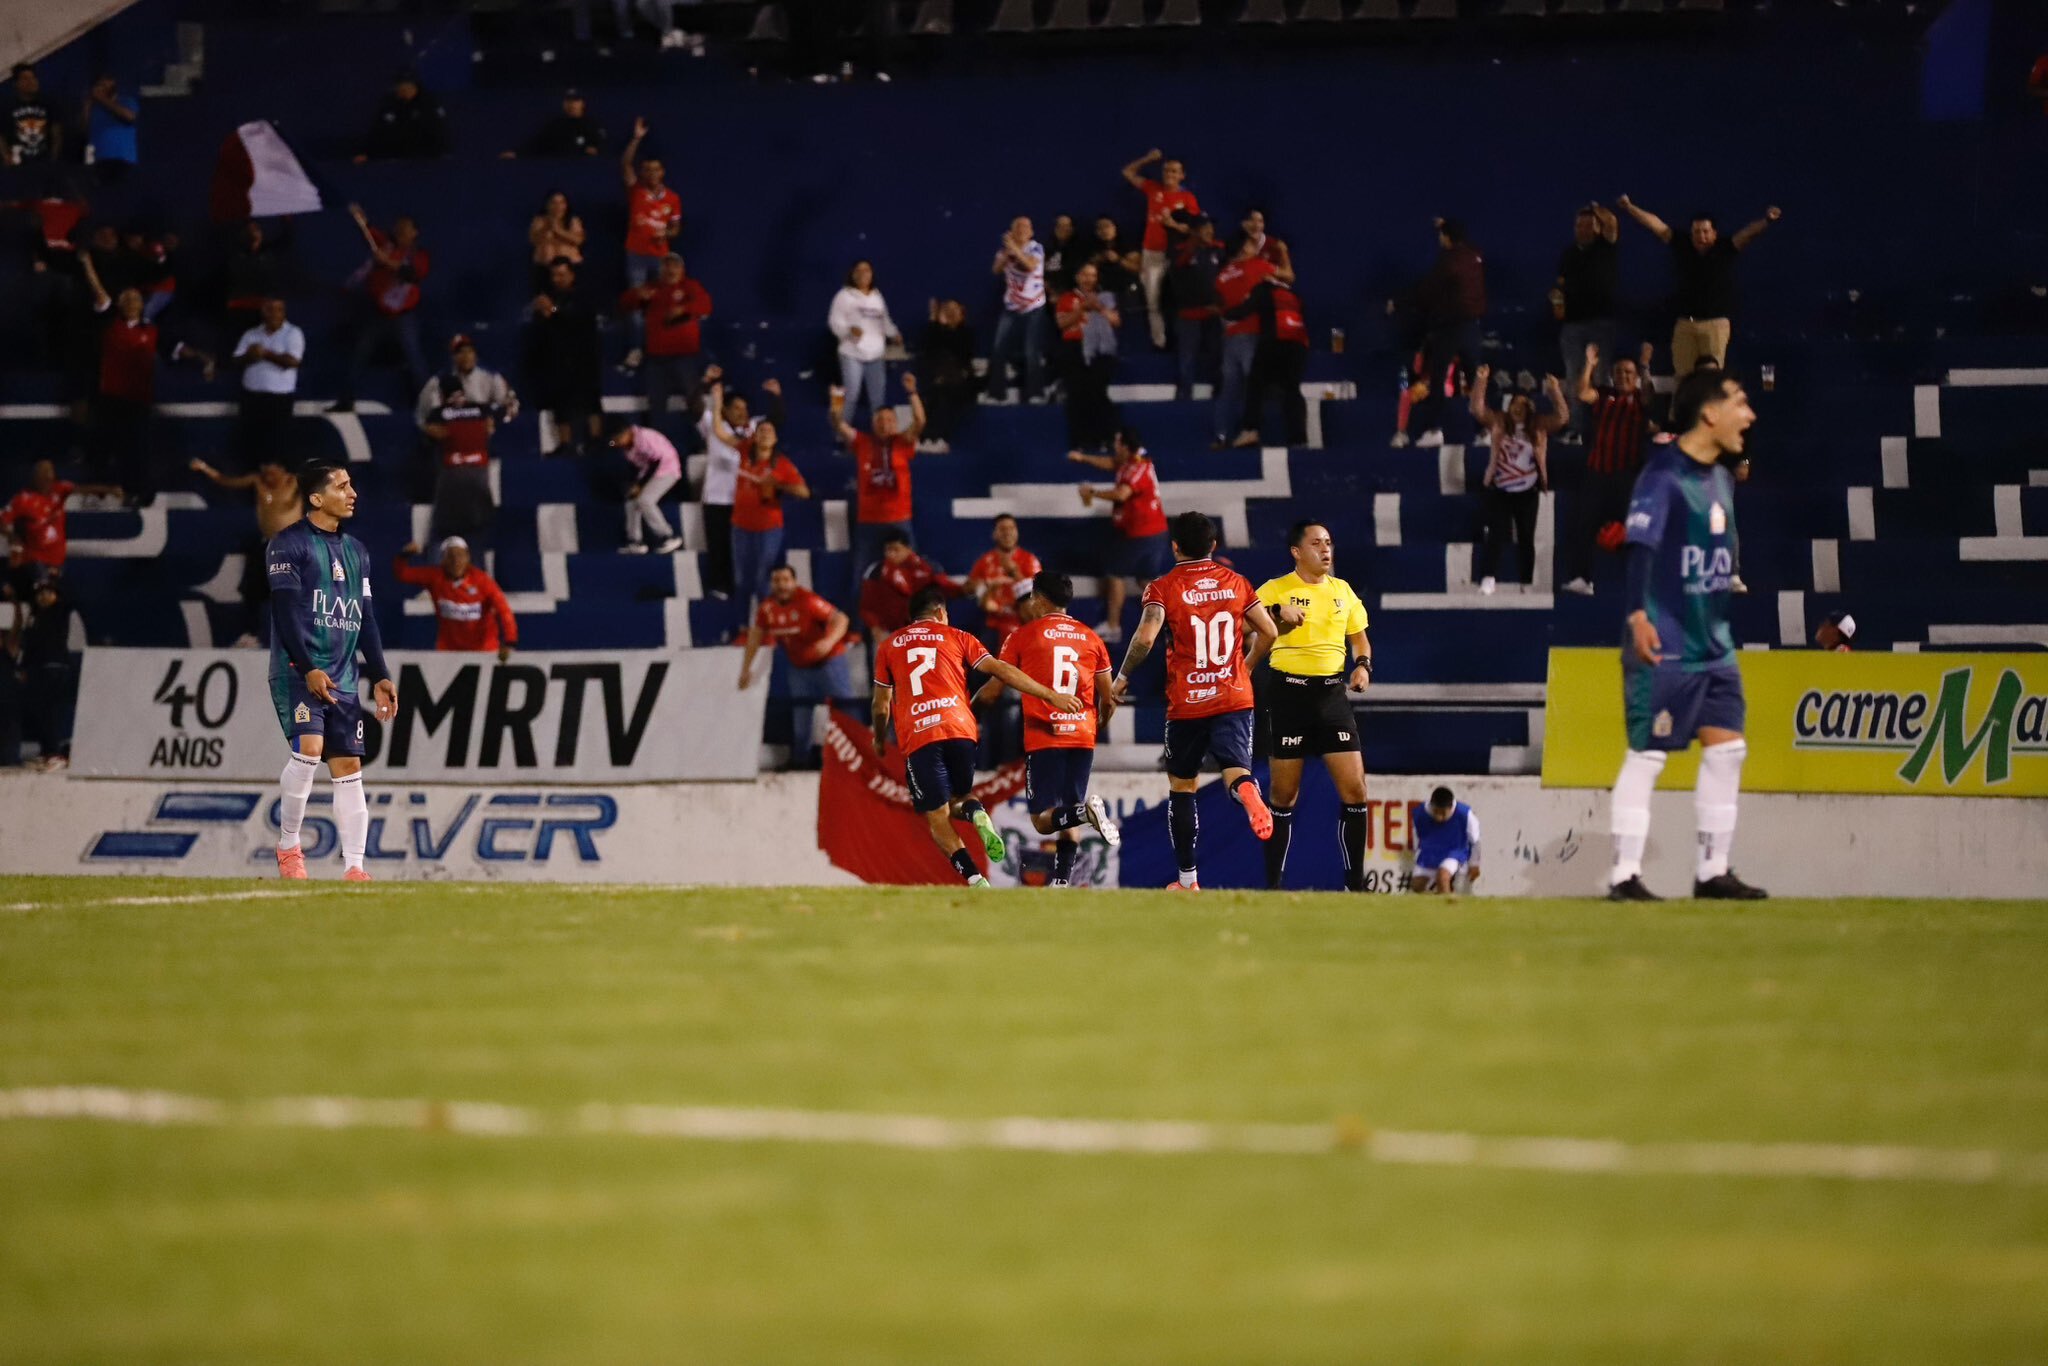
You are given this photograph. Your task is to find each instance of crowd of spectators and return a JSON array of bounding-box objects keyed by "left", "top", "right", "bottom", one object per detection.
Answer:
[{"left": 0, "top": 46, "right": 1799, "bottom": 771}]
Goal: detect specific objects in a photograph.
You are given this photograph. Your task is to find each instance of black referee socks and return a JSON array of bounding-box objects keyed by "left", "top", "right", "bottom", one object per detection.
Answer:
[
  {"left": 1264, "top": 806, "right": 1296, "bottom": 889},
  {"left": 1341, "top": 803, "right": 1371, "bottom": 891}
]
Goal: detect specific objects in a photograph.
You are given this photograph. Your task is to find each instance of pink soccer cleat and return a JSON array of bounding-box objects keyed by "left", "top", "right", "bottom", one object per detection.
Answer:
[
  {"left": 343, "top": 867, "right": 372, "bottom": 883},
  {"left": 276, "top": 847, "right": 308, "bottom": 881},
  {"left": 1167, "top": 880, "right": 1201, "bottom": 893},
  {"left": 1238, "top": 784, "right": 1274, "bottom": 841}
]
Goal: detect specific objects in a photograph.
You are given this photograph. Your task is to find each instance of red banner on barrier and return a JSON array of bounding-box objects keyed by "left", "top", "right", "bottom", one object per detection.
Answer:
[{"left": 817, "top": 710, "right": 1028, "bottom": 885}]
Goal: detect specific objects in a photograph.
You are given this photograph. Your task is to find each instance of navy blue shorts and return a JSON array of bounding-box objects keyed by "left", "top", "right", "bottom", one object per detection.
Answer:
[
  {"left": 905, "top": 737, "right": 977, "bottom": 813},
  {"left": 1106, "top": 532, "right": 1170, "bottom": 582},
  {"left": 1623, "top": 659, "right": 1746, "bottom": 752},
  {"left": 1163, "top": 708, "right": 1255, "bottom": 780},
  {"left": 270, "top": 672, "right": 366, "bottom": 757},
  {"left": 1025, "top": 747, "right": 1094, "bottom": 812}
]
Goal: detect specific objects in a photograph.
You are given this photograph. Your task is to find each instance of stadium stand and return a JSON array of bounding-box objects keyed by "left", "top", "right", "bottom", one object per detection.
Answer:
[{"left": 4, "top": 0, "right": 2046, "bottom": 776}]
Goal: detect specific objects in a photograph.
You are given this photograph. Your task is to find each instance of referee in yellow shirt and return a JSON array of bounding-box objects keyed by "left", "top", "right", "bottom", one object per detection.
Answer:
[{"left": 1247, "top": 520, "right": 1374, "bottom": 891}]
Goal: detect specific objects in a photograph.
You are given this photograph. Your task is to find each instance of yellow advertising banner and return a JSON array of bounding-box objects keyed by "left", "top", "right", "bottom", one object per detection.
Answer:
[{"left": 1542, "top": 649, "right": 2048, "bottom": 797}]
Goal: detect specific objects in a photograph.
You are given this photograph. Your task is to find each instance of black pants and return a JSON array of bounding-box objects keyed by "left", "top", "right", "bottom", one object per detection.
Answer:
[
  {"left": 1257, "top": 340, "right": 1309, "bottom": 447},
  {"left": 922, "top": 379, "right": 973, "bottom": 443},
  {"left": 1415, "top": 319, "right": 1481, "bottom": 435},
  {"left": 1061, "top": 343, "right": 1117, "bottom": 451},
  {"left": 702, "top": 501, "right": 734, "bottom": 597},
  {"left": 430, "top": 463, "right": 497, "bottom": 550},
  {"left": 1478, "top": 486, "right": 1540, "bottom": 585},
  {"left": 23, "top": 662, "right": 76, "bottom": 759},
  {"left": 92, "top": 396, "right": 153, "bottom": 503},
  {"left": 235, "top": 390, "right": 297, "bottom": 471},
  {"left": 1564, "top": 467, "right": 1637, "bottom": 584}
]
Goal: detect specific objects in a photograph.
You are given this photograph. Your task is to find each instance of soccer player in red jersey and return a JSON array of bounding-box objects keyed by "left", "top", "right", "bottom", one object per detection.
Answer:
[
  {"left": 1112, "top": 511, "right": 1282, "bottom": 890},
  {"left": 873, "top": 586, "right": 1083, "bottom": 887},
  {"left": 972, "top": 573, "right": 1120, "bottom": 887}
]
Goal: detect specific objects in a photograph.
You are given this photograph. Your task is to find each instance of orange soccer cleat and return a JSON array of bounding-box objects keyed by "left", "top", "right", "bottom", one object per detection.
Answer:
[
  {"left": 275, "top": 846, "right": 308, "bottom": 881},
  {"left": 1238, "top": 783, "right": 1274, "bottom": 841},
  {"left": 343, "top": 867, "right": 373, "bottom": 883},
  {"left": 1167, "top": 880, "right": 1201, "bottom": 893}
]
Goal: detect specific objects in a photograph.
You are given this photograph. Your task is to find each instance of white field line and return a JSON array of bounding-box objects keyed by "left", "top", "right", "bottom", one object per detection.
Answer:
[
  {"left": 0, "top": 889, "right": 308, "bottom": 914},
  {"left": 3, "top": 1087, "right": 2045, "bottom": 1187}
]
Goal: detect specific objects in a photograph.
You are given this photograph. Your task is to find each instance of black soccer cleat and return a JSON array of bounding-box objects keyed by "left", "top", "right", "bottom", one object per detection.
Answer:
[
  {"left": 1606, "top": 875, "right": 1662, "bottom": 902},
  {"left": 1694, "top": 871, "right": 1769, "bottom": 900}
]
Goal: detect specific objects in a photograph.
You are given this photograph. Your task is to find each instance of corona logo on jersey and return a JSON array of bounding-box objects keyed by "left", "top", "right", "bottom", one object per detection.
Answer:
[{"left": 1544, "top": 649, "right": 2048, "bottom": 797}]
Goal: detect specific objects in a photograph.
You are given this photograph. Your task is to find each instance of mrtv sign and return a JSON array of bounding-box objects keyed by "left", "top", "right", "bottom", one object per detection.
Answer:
[
  {"left": 72, "top": 648, "right": 765, "bottom": 784},
  {"left": 1544, "top": 651, "right": 2048, "bottom": 798}
]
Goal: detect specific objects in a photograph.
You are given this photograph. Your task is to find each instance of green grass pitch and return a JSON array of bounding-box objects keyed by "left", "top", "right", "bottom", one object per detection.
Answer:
[{"left": 3, "top": 876, "right": 2046, "bottom": 1364}]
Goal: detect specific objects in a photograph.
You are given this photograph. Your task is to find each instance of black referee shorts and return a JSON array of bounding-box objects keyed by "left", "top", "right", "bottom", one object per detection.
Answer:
[{"left": 1262, "top": 672, "right": 1360, "bottom": 760}]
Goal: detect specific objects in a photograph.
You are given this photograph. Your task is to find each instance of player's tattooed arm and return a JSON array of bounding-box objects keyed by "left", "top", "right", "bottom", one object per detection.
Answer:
[
  {"left": 1112, "top": 603, "right": 1168, "bottom": 698},
  {"left": 869, "top": 684, "right": 894, "bottom": 758}
]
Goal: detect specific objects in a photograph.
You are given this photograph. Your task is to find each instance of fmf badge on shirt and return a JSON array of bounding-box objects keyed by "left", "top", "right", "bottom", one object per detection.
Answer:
[
  {"left": 1652, "top": 709, "right": 1674, "bottom": 738},
  {"left": 294, "top": 702, "right": 311, "bottom": 724},
  {"left": 1709, "top": 502, "right": 1727, "bottom": 535}
]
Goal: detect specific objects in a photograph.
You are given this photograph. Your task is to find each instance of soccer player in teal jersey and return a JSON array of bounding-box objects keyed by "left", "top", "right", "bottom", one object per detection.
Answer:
[
  {"left": 1606, "top": 370, "right": 1768, "bottom": 902},
  {"left": 266, "top": 463, "right": 398, "bottom": 881}
]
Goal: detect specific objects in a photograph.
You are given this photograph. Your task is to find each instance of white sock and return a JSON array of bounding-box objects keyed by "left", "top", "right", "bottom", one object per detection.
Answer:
[
  {"left": 1608, "top": 748, "right": 1667, "bottom": 885},
  {"left": 332, "top": 773, "right": 369, "bottom": 871},
  {"left": 1695, "top": 738, "right": 1746, "bottom": 881},
  {"left": 277, "top": 752, "right": 319, "bottom": 850}
]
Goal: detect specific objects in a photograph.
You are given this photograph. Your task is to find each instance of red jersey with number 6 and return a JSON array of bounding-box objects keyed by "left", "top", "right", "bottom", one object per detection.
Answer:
[
  {"left": 1143, "top": 557, "right": 1257, "bottom": 720},
  {"left": 873, "top": 619, "right": 988, "bottom": 753},
  {"left": 1000, "top": 612, "right": 1111, "bottom": 752}
]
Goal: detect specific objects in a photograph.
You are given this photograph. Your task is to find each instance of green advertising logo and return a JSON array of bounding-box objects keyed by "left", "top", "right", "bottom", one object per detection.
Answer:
[{"left": 1897, "top": 669, "right": 2024, "bottom": 786}]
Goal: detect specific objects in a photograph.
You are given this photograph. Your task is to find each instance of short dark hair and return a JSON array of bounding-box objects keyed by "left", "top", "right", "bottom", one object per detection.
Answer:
[
  {"left": 1170, "top": 510, "right": 1218, "bottom": 559},
  {"left": 1287, "top": 520, "right": 1327, "bottom": 548},
  {"left": 1670, "top": 370, "right": 1737, "bottom": 435},
  {"left": 1690, "top": 211, "right": 1717, "bottom": 229},
  {"left": 768, "top": 563, "right": 796, "bottom": 578},
  {"left": 1033, "top": 571, "right": 1073, "bottom": 608},
  {"left": 992, "top": 512, "right": 1017, "bottom": 526},
  {"left": 907, "top": 586, "right": 947, "bottom": 619},
  {"left": 1114, "top": 425, "right": 1143, "bottom": 453},
  {"left": 880, "top": 529, "right": 912, "bottom": 550},
  {"left": 1430, "top": 785, "right": 1455, "bottom": 809},
  {"left": 298, "top": 461, "right": 344, "bottom": 510}
]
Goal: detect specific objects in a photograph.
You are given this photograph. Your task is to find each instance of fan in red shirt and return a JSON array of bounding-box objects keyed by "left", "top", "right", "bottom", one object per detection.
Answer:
[
  {"left": 393, "top": 538, "right": 518, "bottom": 658},
  {"left": 738, "top": 565, "right": 853, "bottom": 769},
  {"left": 970, "top": 572, "right": 1122, "bottom": 886},
  {"left": 965, "top": 514, "right": 1043, "bottom": 644},
  {"left": 872, "top": 586, "right": 1082, "bottom": 887},
  {"left": 833, "top": 373, "right": 928, "bottom": 592},
  {"left": 2, "top": 460, "right": 110, "bottom": 588},
  {"left": 80, "top": 252, "right": 209, "bottom": 505},
  {"left": 620, "top": 253, "right": 711, "bottom": 433},
  {"left": 859, "top": 529, "right": 966, "bottom": 637},
  {"left": 1213, "top": 243, "right": 1286, "bottom": 449},
  {"left": 1121, "top": 148, "right": 1199, "bottom": 350},
  {"left": 731, "top": 424, "right": 809, "bottom": 606},
  {"left": 619, "top": 119, "right": 683, "bottom": 263},
  {"left": 1069, "top": 428, "right": 1169, "bottom": 643},
  {"left": 1113, "top": 511, "right": 1282, "bottom": 890}
]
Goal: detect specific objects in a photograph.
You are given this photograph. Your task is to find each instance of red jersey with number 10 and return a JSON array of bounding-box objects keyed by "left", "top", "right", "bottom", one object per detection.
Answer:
[
  {"left": 1143, "top": 557, "right": 1258, "bottom": 720},
  {"left": 1000, "top": 612, "right": 1111, "bottom": 751},
  {"left": 873, "top": 619, "right": 989, "bottom": 753}
]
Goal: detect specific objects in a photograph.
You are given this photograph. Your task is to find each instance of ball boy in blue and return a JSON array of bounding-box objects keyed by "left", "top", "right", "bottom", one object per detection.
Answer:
[{"left": 1409, "top": 786, "right": 1481, "bottom": 894}]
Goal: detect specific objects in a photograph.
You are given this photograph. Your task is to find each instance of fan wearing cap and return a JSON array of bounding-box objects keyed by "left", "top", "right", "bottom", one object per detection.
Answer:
[
  {"left": 1814, "top": 612, "right": 1856, "bottom": 653},
  {"left": 419, "top": 335, "right": 513, "bottom": 552},
  {"left": 394, "top": 537, "right": 517, "bottom": 660}
]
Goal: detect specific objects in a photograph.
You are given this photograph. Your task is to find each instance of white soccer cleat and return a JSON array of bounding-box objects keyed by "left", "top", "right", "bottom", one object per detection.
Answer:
[{"left": 1083, "top": 793, "right": 1121, "bottom": 847}]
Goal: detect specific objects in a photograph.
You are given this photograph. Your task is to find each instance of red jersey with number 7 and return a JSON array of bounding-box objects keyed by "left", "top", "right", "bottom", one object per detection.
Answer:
[
  {"left": 1143, "top": 557, "right": 1257, "bottom": 720},
  {"left": 1000, "top": 612, "right": 1111, "bottom": 751},
  {"left": 873, "top": 619, "right": 988, "bottom": 753}
]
